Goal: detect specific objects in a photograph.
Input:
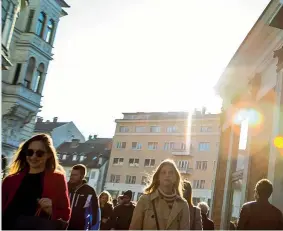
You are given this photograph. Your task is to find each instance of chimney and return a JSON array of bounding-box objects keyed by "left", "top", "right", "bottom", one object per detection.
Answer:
[
  {"left": 93, "top": 135, "right": 97, "bottom": 140},
  {"left": 37, "top": 117, "right": 43, "bottom": 123},
  {"left": 53, "top": 117, "right": 58, "bottom": 122},
  {"left": 202, "top": 107, "right": 206, "bottom": 115},
  {"left": 88, "top": 135, "right": 92, "bottom": 140},
  {"left": 71, "top": 139, "right": 80, "bottom": 148},
  {"left": 46, "top": 120, "right": 50, "bottom": 123}
]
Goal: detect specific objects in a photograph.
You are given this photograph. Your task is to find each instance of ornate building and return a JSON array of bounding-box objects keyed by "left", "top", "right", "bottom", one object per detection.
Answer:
[
  {"left": 211, "top": 0, "right": 283, "bottom": 229},
  {"left": 2, "top": 0, "right": 70, "bottom": 159}
]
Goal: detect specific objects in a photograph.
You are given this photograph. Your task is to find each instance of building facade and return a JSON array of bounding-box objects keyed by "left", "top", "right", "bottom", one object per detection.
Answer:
[
  {"left": 211, "top": 0, "right": 283, "bottom": 229},
  {"left": 57, "top": 136, "right": 112, "bottom": 193},
  {"left": 34, "top": 117, "right": 86, "bottom": 147},
  {"left": 104, "top": 111, "right": 220, "bottom": 202},
  {"left": 2, "top": 0, "right": 70, "bottom": 158}
]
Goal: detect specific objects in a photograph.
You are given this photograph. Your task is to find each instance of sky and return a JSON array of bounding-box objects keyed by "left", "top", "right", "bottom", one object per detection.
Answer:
[{"left": 39, "top": 0, "right": 270, "bottom": 138}]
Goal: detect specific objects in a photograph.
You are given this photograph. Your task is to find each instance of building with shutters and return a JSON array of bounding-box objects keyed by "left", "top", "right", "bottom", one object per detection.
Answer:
[
  {"left": 2, "top": 0, "right": 70, "bottom": 159},
  {"left": 211, "top": 0, "right": 283, "bottom": 229},
  {"left": 105, "top": 111, "right": 220, "bottom": 202}
]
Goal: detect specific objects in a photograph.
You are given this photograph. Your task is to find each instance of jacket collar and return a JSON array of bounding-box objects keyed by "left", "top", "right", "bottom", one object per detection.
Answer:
[{"left": 149, "top": 189, "right": 182, "bottom": 201}]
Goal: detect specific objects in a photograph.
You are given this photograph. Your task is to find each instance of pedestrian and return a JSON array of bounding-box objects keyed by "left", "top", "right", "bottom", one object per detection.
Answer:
[
  {"left": 99, "top": 191, "right": 113, "bottom": 230},
  {"left": 183, "top": 180, "right": 202, "bottom": 230},
  {"left": 2, "top": 134, "right": 70, "bottom": 230},
  {"left": 237, "top": 178, "right": 283, "bottom": 230},
  {"left": 67, "top": 164, "right": 99, "bottom": 230},
  {"left": 130, "top": 159, "right": 190, "bottom": 230},
  {"left": 110, "top": 190, "right": 135, "bottom": 230},
  {"left": 112, "top": 199, "right": 118, "bottom": 207},
  {"left": 117, "top": 195, "right": 123, "bottom": 205},
  {"left": 198, "top": 202, "right": 214, "bottom": 230}
]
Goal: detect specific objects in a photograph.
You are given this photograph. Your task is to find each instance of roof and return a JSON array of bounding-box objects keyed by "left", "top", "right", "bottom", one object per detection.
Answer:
[
  {"left": 55, "top": 0, "right": 70, "bottom": 8},
  {"left": 34, "top": 121, "right": 68, "bottom": 132},
  {"left": 57, "top": 139, "right": 112, "bottom": 168}
]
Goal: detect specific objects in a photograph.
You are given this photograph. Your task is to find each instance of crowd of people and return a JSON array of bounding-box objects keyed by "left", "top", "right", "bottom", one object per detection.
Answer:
[{"left": 2, "top": 133, "right": 283, "bottom": 230}]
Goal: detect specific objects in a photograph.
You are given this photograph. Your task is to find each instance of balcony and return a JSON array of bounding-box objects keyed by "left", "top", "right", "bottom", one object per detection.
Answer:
[
  {"left": 172, "top": 149, "right": 192, "bottom": 156},
  {"left": 18, "top": 33, "right": 53, "bottom": 57},
  {"left": 2, "top": 82, "right": 42, "bottom": 110},
  {"left": 178, "top": 167, "right": 193, "bottom": 174}
]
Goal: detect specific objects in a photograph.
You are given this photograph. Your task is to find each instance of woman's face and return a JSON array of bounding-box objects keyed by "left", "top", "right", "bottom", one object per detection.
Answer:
[
  {"left": 26, "top": 141, "right": 51, "bottom": 171},
  {"left": 158, "top": 164, "right": 177, "bottom": 188},
  {"left": 100, "top": 195, "right": 108, "bottom": 204}
]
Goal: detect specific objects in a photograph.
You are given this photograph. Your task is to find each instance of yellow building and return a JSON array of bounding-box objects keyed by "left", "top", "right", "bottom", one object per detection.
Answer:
[{"left": 105, "top": 111, "right": 220, "bottom": 203}]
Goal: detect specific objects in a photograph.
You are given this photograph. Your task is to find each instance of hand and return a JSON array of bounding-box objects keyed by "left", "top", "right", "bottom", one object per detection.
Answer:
[
  {"left": 38, "top": 198, "right": 52, "bottom": 215},
  {"left": 102, "top": 218, "right": 108, "bottom": 223}
]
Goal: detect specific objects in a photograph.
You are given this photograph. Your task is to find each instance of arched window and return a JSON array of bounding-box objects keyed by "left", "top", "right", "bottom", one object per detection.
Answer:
[
  {"left": 24, "top": 57, "right": 36, "bottom": 89},
  {"left": 35, "top": 12, "right": 45, "bottom": 37},
  {"left": 34, "top": 63, "right": 44, "bottom": 93},
  {"left": 45, "top": 19, "right": 54, "bottom": 43}
]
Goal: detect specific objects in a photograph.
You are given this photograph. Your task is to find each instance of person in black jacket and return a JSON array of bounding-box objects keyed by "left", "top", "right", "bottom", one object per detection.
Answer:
[
  {"left": 198, "top": 202, "right": 215, "bottom": 230},
  {"left": 99, "top": 191, "right": 113, "bottom": 230},
  {"left": 237, "top": 178, "right": 283, "bottom": 230},
  {"left": 110, "top": 190, "right": 135, "bottom": 230},
  {"left": 67, "top": 164, "right": 99, "bottom": 230}
]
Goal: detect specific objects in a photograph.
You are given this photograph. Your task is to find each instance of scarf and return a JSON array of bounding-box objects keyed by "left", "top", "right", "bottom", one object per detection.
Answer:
[{"left": 158, "top": 187, "right": 177, "bottom": 210}]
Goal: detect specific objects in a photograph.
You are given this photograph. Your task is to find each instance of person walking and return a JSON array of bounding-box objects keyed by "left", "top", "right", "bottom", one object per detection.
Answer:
[
  {"left": 183, "top": 180, "right": 202, "bottom": 230},
  {"left": 110, "top": 190, "right": 135, "bottom": 230},
  {"left": 99, "top": 191, "right": 113, "bottom": 230},
  {"left": 2, "top": 134, "right": 70, "bottom": 230},
  {"left": 130, "top": 159, "right": 190, "bottom": 230},
  {"left": 67, "top": 164, "right": 99, "bottom": 230},
  {"left": 198, "top": 202, "right": 214, "bottom": 230},
  {"left": 237, "top": 179, "right": 283, "bottom": 230}
]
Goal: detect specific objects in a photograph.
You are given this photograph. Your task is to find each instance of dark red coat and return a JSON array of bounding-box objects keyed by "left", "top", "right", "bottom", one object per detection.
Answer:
[{"left": 2, "top": 170, "right": 71, "bottom": 221}]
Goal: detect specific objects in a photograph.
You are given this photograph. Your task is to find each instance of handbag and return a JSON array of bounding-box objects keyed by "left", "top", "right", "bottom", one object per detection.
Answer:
[
  {"left": 151, "top": 200, "right": 160, "bottom": 230},
  {"left": 14, "top": 209, "right": 68, "bottom": 230}
]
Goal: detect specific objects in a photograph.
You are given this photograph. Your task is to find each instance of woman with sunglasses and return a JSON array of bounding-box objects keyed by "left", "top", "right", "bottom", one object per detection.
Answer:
[{"left": 2, "top": 134, "right": 71, "bottom": 230}]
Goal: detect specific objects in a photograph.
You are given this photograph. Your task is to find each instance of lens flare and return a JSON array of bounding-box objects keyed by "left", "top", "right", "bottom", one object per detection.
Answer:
[
  {"left": 233, "top": 108, "right": 263, "bottom": 127},
  {"left": 274, "top": 136, "right": 283, "bottom": 149}
]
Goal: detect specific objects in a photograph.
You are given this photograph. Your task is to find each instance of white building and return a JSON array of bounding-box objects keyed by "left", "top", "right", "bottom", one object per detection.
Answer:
[
  {"left": 34, "top": 117, "right": 86, "bottom": 148},
  {"left": 2, "top": 0, "right": 70, "bottom": 158}
]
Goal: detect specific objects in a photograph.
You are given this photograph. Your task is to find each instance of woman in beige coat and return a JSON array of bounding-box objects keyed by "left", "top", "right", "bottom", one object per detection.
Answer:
[
  {"left": 184, "top": 180, "right": 203, "bottom": 230},
  {"left": 130, "top": 159, "right": 190, "bottom": 230}
]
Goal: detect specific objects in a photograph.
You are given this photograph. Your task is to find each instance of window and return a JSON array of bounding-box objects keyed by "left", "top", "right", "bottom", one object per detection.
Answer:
[
  {"left": 90, "top": 171, "right": 96, "bottom": 179},
  {"left": 148, "top": 142, "right": 158, "bottom": 150},
  {"left": 119, "top": 126, "right": 129, "bottom": 133},
  {"left": 135, "top": 126, "right": 146, "bottom": 132},
  {"left": 2, "top": 0, "right": 13, "bottom": 31},
  {"left": 113, "top": 158, "right": 124, "bottom": 165},
  {"left": 200, "top": 126, "right": 212, "bottom": 132},
  {"left": 125, "top": 175, "right": 136, "bottom": 184},
  {"left": 72, "top": 155, "right": 77, "bottom": 161},
  {"left": 129, "top": 158, "right": 139, "bottom": 166},
  {"left": 198, "top": 142, "right": 210, "bottom": 151},
  {"left": 62, "top": 154, "right": 67, "bottom": 160},
  {"left": 141, "top": 176, "right": 147, "bottom": 185},
  {"left": 36, "top": 12, "right": 46, "bottom": 37},
  {"left": 164, "top": 142, "right": 175, "bottom": 150},
  {"left": 57, "top": 154, "right": 61, "bottom": 159},
  {"left": 193, "top": 180, "right": 205, "bottom": 189},
  {"left": 150, "top": 126, "right": 160, "bottom": 133},
  {"left": 132, "top": 142, "right": 142, "bottom": 150},
  {"left": 25, "top": 9, "right": 35, "bottom": 32},
  {"left": 166, "top": 126, "right": 177, "bottom": 133},
  {"left": 34, "top": 63, "right": 44, "bottom": 93},
  {"left": 144, "top": 159, "right": 155, "bottom": 167},
  {"left": 196, "top": 161, "right": 208, "bottom": 170},
  {"left": 177, "top": 160, "right": 188, "bottom": 170},
  {"left": 110, "top": 174, "right": 120, "bottom": 183},
  {"left": 45, "top": 19, "right": 54, "bottom": 43},
  {"left": 181, "top": 143, "right": 186, "bottom": 150},
  {"left": 80, "top": 156, "right": 85, "bottom": 162},
  {"left": 200, "top": 180, "right": 205, "bottom": 189},
  {"left": 24, "top": 57, "right": 36, "bottom": 89},
  {"left": 12, "top": 64, "right": 22, "bottom": 84},
  {"left": 116, "top": 142, "right": 126, "bottom": 149}
]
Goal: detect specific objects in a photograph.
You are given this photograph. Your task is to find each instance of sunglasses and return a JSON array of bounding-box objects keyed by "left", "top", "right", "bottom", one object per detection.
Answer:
[{"left": 25, "top": 149, "right": 46, "bottom": 158}]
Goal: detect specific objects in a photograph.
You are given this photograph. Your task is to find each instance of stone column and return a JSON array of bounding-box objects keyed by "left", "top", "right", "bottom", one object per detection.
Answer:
[
  {"left": 16, "top": 62, "right": 28, "bottom": 85},
  {"left": 30, "top": 66, "right": 39, "bottom": 91},
  {"left": 37, "top": 72, "right": 47, "bottom": 94},
  {"left": 2, "top": 3, "right": 16, "bottom": 48},
  {"left": 6, "top": 5, "right": 20, "bottom": 50}
]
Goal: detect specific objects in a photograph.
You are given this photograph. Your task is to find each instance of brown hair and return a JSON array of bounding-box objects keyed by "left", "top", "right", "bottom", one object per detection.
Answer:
[
  {"left": 144, "top": 159, "right": 183, "bottom": 197},
  {"left": 99, "top": 191, "right": 113, "bottom": 204},
  {"left": 9, "top": 133, "right": 60, "bottom": 175},
  {"left": 255, "top": 178, "right": 273, "bottom": 199},
  {"left": 72, "top": 164, "right": 87, "bottom": 177},
  {"left": 183, "top": 180, "right": 194, "bottom": 206}
]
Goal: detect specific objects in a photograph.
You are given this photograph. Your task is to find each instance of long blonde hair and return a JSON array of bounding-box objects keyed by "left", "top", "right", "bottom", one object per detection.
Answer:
[
  {"left": 99, "top": 191, "right": 113, "bottom": 204},
  {"left": 144, "top": 159, "right": 183, "bottom": 197},
  {"left": 8, "top": 134, "right": 60, "bottom": 175}
]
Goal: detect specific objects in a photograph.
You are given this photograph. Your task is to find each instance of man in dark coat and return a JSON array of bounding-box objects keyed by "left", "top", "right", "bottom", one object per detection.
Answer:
[
  {"left": 237, "top": 178, "right": 283, "bottom": 230},
  {"left": 198, "top": 202, "right": 215, "bottom": 230}
]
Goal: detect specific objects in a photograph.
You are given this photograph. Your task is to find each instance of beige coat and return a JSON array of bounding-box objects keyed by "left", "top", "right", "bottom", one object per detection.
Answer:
[{"left": 130, "top": 190, "right": 190, "bottom": 230}]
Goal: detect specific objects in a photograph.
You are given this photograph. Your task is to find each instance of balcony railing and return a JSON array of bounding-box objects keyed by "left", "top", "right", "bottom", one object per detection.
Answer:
[
  {"left": 172, "top": 149, "right": 192, "bottom": 156},
  {"left": 178, "top": 167, "right": 193, "bottom": 174}
]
